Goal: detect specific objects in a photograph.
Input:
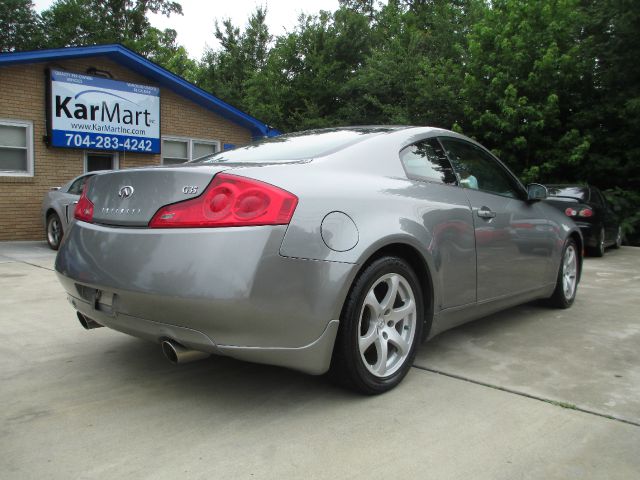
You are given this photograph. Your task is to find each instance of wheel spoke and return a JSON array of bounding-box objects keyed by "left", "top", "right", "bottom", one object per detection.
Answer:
[
  {"left": 363, "top": 290, "right": 382, "bottom": 317},
  {"left": 387, "top": 328, "right": 410, "bottom": 356},
  {"left": 358, "top": 327, "right": 377, "bottom": 355},
  {"left": 380, "top": 275, "right": 400, "bottom": 311},
  {"left": 373, "top": 336, "right": 389, "bottom": 376}
]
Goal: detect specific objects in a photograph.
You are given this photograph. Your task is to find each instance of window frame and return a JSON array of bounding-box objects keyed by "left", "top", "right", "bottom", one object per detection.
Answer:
[
  {"left": 161, "top": 136, "right": 221, "bottom": 165},
  {"left": 83, "top": 151, "right": 120, "bottom": 174},
  {"left": 437, "top": 136, "right": 528, "bottom": 201},
  {"left": 399, "top": 137, "right": 458, "bottom": 186},
  {"left": 191, "top": 138, "right": 220, "bottom": 161},
  {"left": 0, "top": 118, "right": 34, "bottom": 177}
]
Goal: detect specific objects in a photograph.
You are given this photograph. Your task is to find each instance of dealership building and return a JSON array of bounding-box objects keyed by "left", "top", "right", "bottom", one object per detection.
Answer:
[{"left": 0, "top": 44, "right": 278, "bottom": 241}]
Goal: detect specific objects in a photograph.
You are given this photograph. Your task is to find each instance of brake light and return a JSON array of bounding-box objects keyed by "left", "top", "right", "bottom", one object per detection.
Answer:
[
  {"left": 74, "top": 189, "right": 94, "bottom": 223},
  {"left": 564, "top": 208, "right": 577, "bottom": 217},
  {"left": 149, "top": 173, "right": 298, "bottom": 228},
  {"left": 578, "top": 208, "right": 593, "bottom": 217}
]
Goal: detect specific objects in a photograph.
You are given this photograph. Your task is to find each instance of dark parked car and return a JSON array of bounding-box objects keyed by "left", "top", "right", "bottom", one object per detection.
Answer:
[{"left": 545, "top": 184, "right": 622, "bottom": 257}]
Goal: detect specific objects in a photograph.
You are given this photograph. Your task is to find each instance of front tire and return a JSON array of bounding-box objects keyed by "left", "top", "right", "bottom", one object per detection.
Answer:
[
  {"left": 589, "top": 227, "right": 605, "bottom": 257},
  {"left": 613, "top": 226, "right": 622, "bottom": 249},
  {"left": 547, "top": 238, "right": 579, "bottom": 309},
  {"left": 330, "top": 256, "right": 424, "bottom": 394},
  {"left": 46, "top": 213, "right": 63, "bottom": 250}
]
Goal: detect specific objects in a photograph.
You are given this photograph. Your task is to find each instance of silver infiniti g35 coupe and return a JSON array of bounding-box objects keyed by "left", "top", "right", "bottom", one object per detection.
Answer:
[{"left": 55, "top": 127, "right": 582, "bottom": 394}]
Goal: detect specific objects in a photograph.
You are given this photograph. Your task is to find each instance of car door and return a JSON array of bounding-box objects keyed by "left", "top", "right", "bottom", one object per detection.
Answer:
[
  {"left": 398, "top": 137, "right": 476, "bottom": 309},
  {"left": 438, "top": 137, "right": 554, "bottom": 302}
]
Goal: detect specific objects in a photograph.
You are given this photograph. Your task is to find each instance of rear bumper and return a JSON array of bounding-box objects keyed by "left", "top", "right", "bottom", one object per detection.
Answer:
[{"left": 55, "top": 221, "right": 356, "bottom": 374}]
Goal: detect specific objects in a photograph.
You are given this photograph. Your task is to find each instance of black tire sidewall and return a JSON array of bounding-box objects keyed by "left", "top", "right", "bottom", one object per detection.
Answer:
[
  {"left": 614, "top": 226, "right": 622, "bottom": 248},
  {"left": 336, "top": 256, "right": 424, "bottom": 394}
]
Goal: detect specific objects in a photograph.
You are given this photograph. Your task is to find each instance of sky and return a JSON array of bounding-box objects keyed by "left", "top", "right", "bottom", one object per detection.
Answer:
[{"left": 33, "top": 0, "right": 342, "bottom": 59}]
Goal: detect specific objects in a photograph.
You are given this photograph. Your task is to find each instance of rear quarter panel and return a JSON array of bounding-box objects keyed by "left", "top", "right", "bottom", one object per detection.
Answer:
[{"left": 233, "top": 131, "right": 477, "bottom": 313}]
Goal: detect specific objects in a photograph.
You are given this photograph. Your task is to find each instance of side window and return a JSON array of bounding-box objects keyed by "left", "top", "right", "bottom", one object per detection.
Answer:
[
  {"left": 439, "top": 138, "right": 523, "bottom": 198},
  {"left": 68, "top": 175, "right": 91, "bottom": 195},
  {"left": 399, "top": 138, "right": 457, "bottom": 184}
]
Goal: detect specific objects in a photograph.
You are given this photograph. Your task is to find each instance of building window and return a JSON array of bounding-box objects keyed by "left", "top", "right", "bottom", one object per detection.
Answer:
[
  {"left": 162, "top": 137, "right": 219, "bottom": 165},
  {"left": 0, "top": 119, "right": 33, "bottom": 176},
  {"left": 84, "top": 152, "right": 119, "bottom": 173}
]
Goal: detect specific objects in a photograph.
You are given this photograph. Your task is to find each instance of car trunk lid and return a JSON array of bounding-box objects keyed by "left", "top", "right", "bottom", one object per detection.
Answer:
[{"left": 86, "top": 165, "right": 229, "bottom": 226}]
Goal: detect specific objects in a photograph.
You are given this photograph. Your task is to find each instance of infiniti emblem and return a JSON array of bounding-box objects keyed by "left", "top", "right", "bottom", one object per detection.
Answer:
[{"left": 118, "top": 186, "right": 134, "bottom": 199}]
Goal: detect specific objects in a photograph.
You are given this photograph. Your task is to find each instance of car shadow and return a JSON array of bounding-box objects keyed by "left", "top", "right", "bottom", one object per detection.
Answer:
[{"left": 84, "top": 335, "right": 369, "bottom": 415}]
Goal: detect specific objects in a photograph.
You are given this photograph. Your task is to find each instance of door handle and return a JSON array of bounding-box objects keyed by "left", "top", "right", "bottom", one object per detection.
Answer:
[{"left": 477, "top": 206, "right": 496, "bottom": 219}]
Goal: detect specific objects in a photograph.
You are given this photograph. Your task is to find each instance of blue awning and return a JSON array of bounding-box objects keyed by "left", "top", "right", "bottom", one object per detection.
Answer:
[{"left": 0, "top": 44, "right": 280, "bottom": 139}]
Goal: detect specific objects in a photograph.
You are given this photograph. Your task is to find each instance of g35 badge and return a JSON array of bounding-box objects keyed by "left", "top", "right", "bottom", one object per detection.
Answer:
[{"left": 182, "top": 186, "right": 199, "bottom": 194}]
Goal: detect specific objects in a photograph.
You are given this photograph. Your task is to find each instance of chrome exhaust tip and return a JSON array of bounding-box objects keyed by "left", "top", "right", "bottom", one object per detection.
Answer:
[
  {"left": 161, "top": 340, "right": 209, "bottom": 365},
  {"left": 77, "top": 312, "right": 103, "bottom": 330}
]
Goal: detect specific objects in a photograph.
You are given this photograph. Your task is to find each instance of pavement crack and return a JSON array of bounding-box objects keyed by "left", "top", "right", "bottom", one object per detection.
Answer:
[
  {"left": 14, "top": 260, "right": 55, "bottom": 272},
  {"left": 412, "top": 365, "right": 640, "bottom": 428}
]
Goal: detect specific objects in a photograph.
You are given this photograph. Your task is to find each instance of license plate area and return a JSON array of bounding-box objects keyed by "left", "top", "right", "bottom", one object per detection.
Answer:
[{"left": 75, "top": 284, "right": 116, "bottom": 315}]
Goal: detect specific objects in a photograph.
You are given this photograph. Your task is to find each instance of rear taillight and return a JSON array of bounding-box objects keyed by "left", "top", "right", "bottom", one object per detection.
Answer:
[
  {"left": 74, "top": 189, "right": 94, "bottom": 223},
  {"left": 149, "top": 173, "right": 298, "bottom": 228},
  {"left": 565, "top": 207, "right": 593, "bottom": 218}
]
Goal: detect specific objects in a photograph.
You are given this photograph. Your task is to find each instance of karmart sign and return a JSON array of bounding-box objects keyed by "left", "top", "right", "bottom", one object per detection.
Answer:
[{"left": 47, "top": 69, "right": 160, "bottom": 154}]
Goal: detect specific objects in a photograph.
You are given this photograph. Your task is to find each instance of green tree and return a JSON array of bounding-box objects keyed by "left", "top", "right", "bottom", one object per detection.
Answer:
[
  {"left": 0, "top": 0, "right": 43, "bottom": 51},
  {"left": 578, "top": 0, "right": 640, "bottom": 188},
  {"left": 244, "top": 7, "right": 374, "bottom": 130},
  {"left": 135, "top": 27, "right": 198, "bottom": 81},
  {"left": 195, "top": 6, "right": 271, "bottom": 109},
  {"left": 37, "top": 0, "right": 188, "bottom": 74},
  {"left": 40, "top": 0, "right": 182, "bottom": 47},
  {"left": 460, "top": 0, "right": 591, "bottom": 181}
]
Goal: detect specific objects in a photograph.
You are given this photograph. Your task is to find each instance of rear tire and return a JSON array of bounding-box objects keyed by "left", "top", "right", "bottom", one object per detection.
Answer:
[
  {"left": 330, "top": 256, "right": 423, "bottom": 395},
  {"left": 547, "top": 238, "right": 579, "bottom": 309},
  {"left": 46, "top": 213, "right": 63, "bottom": 250}
]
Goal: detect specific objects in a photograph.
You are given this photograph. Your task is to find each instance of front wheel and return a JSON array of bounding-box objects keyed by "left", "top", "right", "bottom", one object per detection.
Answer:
[
  {"left": 589, "top": 227, "right": 605, "bottom": 257},
  {"left": 330, "top": 256, "right": 424, "bottom": 394},
  {"left": 46, "top": 213, "right": 63, "bottom": 250},
  {"left": 613, "top": 226, "right": 622, "bottom": 249},
  {"left": 547, "top": 238, "right": 579, "bottom": 309}
]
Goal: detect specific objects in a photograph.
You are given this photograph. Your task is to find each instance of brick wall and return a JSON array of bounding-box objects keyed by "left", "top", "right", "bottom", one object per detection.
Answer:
[{"left": 0, "top": 56, "right": 253, "bottom": 240}]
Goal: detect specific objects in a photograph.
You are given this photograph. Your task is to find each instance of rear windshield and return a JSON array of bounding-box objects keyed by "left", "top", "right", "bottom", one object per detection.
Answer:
[
  {"left": 191, "top": 128, "right": 390, "bottom": 164},
  {"left": 547, "top": 186, "right": 589, "bottom": 201}
]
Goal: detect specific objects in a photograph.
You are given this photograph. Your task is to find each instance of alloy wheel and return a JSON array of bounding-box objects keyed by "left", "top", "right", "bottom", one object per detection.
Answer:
[
  {"left": 562, "top": 245, "right": 578, "bottom": 300},
  {"left": 357, "top": 273, "right": 417, "bottom": 377},
  {"left": 47, "top": 216, "right": 61, "bottom": 247}
]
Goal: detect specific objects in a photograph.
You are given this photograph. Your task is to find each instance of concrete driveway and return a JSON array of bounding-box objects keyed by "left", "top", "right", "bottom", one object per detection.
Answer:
[{"left": 1, "top": 242, "right": 639, "bottom": 479}]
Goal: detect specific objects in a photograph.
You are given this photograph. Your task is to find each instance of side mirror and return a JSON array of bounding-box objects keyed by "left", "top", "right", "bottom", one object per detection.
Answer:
[
  {"left": 527, "top": 183, "right": 548, "bottom": 201},
  {"left": 49, "top": 186, "right": 61, "bottom": 191}
]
